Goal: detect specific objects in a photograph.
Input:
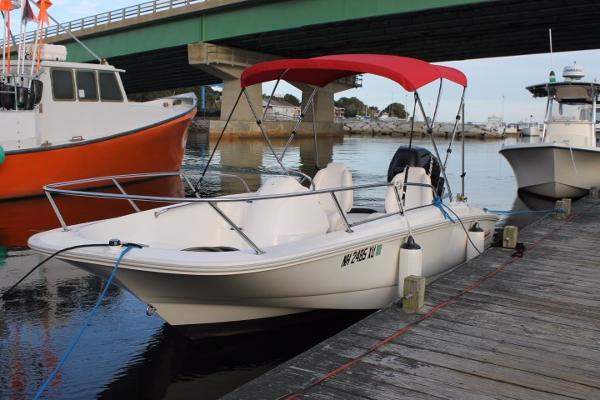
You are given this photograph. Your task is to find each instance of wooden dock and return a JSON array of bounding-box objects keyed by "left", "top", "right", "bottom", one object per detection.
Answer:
[{"left": 224, "top": 198, "right": 600, "bottom": 400}]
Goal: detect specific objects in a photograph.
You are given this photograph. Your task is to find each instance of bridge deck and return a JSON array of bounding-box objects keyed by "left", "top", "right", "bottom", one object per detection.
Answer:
[{"left": 224, "top": 198, "right": 600, "bottom": 400}]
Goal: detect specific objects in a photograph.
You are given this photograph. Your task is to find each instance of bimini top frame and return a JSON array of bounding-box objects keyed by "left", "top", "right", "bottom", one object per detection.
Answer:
[
  {"left": 526, "top": 81, "right": 600, "bottom": 142},
  {"left": 42, "top": 54, "right": 471, "bottom": 255},
  {"left": 527, "top": 82, "right": 600, "bottom": 104},
  {"left": 240, "top": 54, "right": 467, "bottom": 90},
  {"left": 200, "top": 53, "right": 469, "bottom": 200}
]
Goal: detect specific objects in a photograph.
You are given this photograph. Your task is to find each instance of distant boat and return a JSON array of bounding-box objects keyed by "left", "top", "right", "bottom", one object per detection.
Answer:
[
  {"left": 500, "top": 63, "right": 600, "bottom": 198},
  {"left": 485, "top": 116, "right": 518, "bottom": 136},
  {"left": 0, "top": 43, "right": 196, "bottom": 199},
  {"left": 520, "top": 121, "right": 541, "bottom": 137},
  {"left": 485, "top": 115, "right": 504, "bottom": 134},
  {"left": 503, "top": 123, "right": 519, "bottom": 135}
]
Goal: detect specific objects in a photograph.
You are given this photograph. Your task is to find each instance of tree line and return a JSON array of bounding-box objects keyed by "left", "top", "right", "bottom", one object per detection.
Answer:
[{"left": 129, "top": 88, "right": 407, "bottom": 119}]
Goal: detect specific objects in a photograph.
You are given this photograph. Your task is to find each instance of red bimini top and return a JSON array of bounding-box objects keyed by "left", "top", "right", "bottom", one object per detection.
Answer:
[{"left": 240, "top": 54, "right": 467, "bottom": 91}]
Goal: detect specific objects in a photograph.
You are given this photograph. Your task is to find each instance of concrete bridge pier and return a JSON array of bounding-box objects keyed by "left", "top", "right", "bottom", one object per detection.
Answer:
[
  {"left": 188, "top": 43, "right": 349, "bottom": 138},
  {"left": 188, "top": 43, "right": 268, "bottom": 137},
  {"left": 293, "top": 77, "right": 359, "bottom": 137}
]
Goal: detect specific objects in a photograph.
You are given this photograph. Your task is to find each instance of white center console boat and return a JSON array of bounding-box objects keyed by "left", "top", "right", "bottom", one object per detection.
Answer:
[
  {"left": 500, "top": 64, "right": 600, "bottom": 199},
  {"left": 28, "top": 54, "right": 498, "bottom": 334}
]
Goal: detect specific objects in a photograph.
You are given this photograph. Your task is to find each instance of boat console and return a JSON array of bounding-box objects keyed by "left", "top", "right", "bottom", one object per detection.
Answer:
[{"left": 387, "top": 145, "right": 444, "bottom": 197}]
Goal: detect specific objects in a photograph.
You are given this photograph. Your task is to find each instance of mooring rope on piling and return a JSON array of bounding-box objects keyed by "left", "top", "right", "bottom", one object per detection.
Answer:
[
  {"left": 33, "top": 243, "right": 140, "bottom": 400},
  {"left": 282, "top": 201, "right": 597, "bottom": 400}
]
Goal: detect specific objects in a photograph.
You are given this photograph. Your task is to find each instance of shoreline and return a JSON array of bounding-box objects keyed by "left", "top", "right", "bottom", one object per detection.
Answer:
[
  {"left": 189, "top": 118, "right": 516, "bottom": 140},
  {"left": 343, "top": 119, "right": 515, "bottom": 139}
]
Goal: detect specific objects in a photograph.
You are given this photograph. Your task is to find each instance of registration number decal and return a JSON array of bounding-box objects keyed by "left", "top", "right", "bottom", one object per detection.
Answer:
[{"left": 341, "top": 244, "right": 382, "bottom": 267}]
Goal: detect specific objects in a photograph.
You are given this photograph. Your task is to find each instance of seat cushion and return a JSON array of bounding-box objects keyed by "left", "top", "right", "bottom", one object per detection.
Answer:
[
  {"left": 385, "top": 167, "right": 433, "bottom": 213},
  {"left": 243, "top": 176, "right": 329, "bottom": 247}
]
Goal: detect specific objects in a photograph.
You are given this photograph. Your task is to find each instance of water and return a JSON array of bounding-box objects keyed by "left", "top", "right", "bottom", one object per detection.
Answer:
[{"left": 0, "top": 133, "right": 551, "bottom": 399}]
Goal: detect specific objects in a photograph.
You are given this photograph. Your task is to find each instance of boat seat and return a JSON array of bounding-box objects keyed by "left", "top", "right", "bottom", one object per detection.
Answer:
[
  {"left": 242, "top": 176, "right": 329, "bottom": 247},
  {"left": 385, "top": 167, "right": 434, "bottom": 213},
  {"left": 313, "top": 162, "right": 354, "bottom": 231}
]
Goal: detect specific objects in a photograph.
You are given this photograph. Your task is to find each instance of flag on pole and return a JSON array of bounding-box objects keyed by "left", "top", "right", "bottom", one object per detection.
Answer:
[
  {"left": 22, "top": 0, "right": 36, "bottom": 24},
  {"left": 35, "top": 0, "right": 52, "bottom": 71},
  {"left": 18, "top": 0, "right": 37, "bottom": 74},
  {"left": 1, "top": 0, "right": 13, "bottom": 72},
  {"left": 36, "top": 0, "right": 52, "bottom": 24},
  {"left": 0, "top": 0, "right": 13, "bottom": 12}
]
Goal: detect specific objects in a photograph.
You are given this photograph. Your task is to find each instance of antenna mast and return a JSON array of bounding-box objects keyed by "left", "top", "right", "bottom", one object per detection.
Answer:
[{"left": 548, "top": 28, "right": 556, "bottom": 83}]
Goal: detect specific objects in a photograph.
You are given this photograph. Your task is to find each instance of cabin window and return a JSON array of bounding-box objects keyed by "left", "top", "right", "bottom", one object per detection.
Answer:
[
  {"left": 99, "top": 72, "right": 123, "bottom": 102},
  {"left": 51, "top": 69, "right": 75, "bottom": 101},
  {"left": 76, "top": 70, "right": 98, "bottom": 101}
]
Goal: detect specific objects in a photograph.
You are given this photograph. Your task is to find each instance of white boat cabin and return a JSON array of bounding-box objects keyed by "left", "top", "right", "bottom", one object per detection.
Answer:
[
  {"left": 527, "top": 66, "right": 600, "bottom": 148},
  {"left": 0, "top": 45, "right": 193, "bottom": 152}
]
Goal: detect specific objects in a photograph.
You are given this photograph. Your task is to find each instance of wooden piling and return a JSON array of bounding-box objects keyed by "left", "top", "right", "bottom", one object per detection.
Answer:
[
  {"left": 502, "top": 225, "right": 518, "bottom": 248},
  {"left": 402, "top": 275, "right": 425, "bottom": 313}
]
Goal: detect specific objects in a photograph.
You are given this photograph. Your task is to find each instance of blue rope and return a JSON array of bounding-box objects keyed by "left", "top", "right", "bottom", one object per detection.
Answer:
[
  {"left": 33, "top": 245, "right": 134, "bottom": 400},
  {"left": 432, "top": 197, "right": 455, "bottom": 222}
]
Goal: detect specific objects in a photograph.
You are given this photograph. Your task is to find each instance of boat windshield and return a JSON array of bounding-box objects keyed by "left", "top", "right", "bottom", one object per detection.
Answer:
[{"left": 551, "top": 102, "right": 593, "bottom": 122}]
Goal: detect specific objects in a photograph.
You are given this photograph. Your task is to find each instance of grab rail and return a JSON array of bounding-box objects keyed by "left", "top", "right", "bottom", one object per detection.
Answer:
[{"left": 44, "top": 171, "right": 438, "bottom": 255}]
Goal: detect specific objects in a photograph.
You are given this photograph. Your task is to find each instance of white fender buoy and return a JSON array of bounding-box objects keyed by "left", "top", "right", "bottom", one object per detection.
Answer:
[
  {"left": 398, "top": 236, "right": 423, "bottom": 298},
  {"left": 467, "top": 222, "right": 485, "bottom": 261}
]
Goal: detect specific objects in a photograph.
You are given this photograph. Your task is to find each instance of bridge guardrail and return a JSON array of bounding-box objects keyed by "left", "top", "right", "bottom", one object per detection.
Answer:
[{"left": 7, "top": 0, "right": 206, "bottom": 45}]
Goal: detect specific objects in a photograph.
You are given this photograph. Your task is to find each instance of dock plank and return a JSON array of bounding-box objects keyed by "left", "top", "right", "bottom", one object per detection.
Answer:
[{"left": 224, "top": 199, "right": 600, "bottom": 400}]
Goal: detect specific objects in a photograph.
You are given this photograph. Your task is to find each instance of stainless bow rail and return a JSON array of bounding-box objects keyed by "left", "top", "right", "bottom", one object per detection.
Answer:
[{"left": 44, "top": 171, "right": 438, "bottom": 255}]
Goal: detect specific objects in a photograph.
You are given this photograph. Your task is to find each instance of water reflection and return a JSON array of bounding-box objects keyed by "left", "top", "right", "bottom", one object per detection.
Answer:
[
  {"left": 297, "top": 136, "right": 340, "bottom": 177},
  {"left": 0, "top": 176, "right": 184, "bottom": 249},
  {"left": 0, "top": 252, "right": 129, "bottom": 400},
  {"left": 1, "top": 132, "right": 541, "bottom": 400},
  {"left": 98, "top": 311, "right": 369, "bottom": 400}
]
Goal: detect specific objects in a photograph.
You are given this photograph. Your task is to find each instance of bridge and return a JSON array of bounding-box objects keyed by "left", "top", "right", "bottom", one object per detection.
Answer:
[{"left": 19, "top": 0, "right": 600, "bottom": 133}]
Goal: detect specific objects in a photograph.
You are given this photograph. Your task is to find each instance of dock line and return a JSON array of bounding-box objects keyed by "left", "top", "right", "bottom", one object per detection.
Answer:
[
  {"left": 1, "top": 243, "right": 111, "bottom": 300},
  {"left": 438, "top": 201, "right": 483, "bottom": 256},
  {"left": 282, "top": 202, "right": 597, "bottom": 400},
  {"left": 483, "top": 207, "right": 556, "bottom": 216},
  {"left": 432, "top": 197, "right": 455, "bottom": 222},
  {"left": 33, "top": 243, "right": 140, "bottom": 400}
]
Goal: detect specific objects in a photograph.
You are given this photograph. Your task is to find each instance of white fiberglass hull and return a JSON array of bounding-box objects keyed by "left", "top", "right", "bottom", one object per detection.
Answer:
[
  {"left": 29, "top": 202, "right": 496, "bottom": 328},
  {"left": 500, "top": 143, "right": 600, "bottom": 199}
]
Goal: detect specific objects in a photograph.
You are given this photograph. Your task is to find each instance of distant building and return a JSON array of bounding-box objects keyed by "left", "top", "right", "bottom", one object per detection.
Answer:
[
  {"left": 335, "top": 106, "right": 345, "bottom": 120},
  {"left": 263, "top": 97, "right": 300, "bottom": 120}
]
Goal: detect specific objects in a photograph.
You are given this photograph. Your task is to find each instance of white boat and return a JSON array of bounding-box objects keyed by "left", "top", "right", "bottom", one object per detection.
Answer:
[
  {"left": 28, "top": 55, "right": 498, "bottom": 333},
  {"left": 520, "top": 121, "right": 541, "bottom": 137},
  {"left": 485, "top": 115, "right": 504, "bottom": 134},
  {"left": 485, "top": 116, "right": 518, "bottom": 137},
  {"left": 500, "top": 64, "right": 600, "bottom": 199}
]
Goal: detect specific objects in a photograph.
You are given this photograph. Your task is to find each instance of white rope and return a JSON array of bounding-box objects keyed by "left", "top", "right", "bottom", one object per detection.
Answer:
[{"left": 568, "top": 145, "right": 578, "bottom": 175}]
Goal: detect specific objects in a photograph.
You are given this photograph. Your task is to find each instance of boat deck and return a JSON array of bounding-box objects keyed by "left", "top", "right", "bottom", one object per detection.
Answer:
[{"left": 224, "top": 198, "right": 600, "bottom": 400}]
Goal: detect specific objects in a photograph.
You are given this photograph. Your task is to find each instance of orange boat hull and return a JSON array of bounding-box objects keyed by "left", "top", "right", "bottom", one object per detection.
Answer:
[
  {"left": 0, "top": 176, "right": 185, "bottom": 248},
  {"left": 0, "top": 110, "right": 196, "bottom": 199}
]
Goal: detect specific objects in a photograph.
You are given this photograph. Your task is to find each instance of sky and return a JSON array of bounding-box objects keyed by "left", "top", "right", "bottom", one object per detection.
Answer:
[
  {"left": 4, "top": 0, "right": 600, "bottom": 124},
  {"left": 266, "top": 49, "right": 600, "bottom": 124}
]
